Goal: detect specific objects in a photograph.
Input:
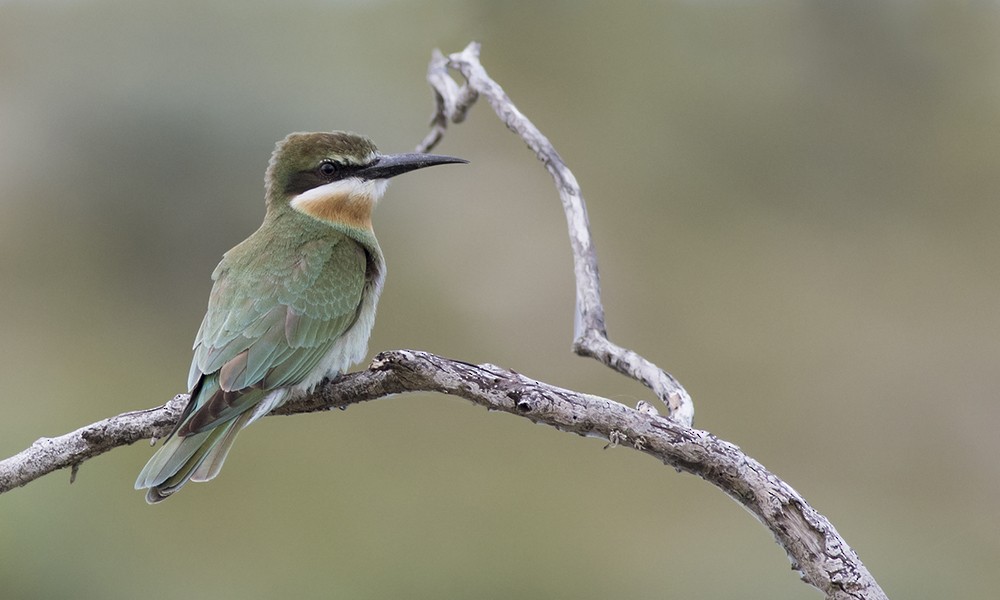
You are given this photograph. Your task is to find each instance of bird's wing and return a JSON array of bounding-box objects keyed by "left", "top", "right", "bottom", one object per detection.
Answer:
[{"left": 179, "top": 232, "right": 368, "bottom": 434}]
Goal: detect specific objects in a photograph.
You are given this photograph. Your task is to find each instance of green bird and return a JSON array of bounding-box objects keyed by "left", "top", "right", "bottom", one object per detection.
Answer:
[{"left": 135, "top": 131, "right": 465, "bottom": 503}]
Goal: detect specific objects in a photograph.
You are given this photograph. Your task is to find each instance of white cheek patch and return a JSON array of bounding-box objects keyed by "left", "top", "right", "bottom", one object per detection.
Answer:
[{"left": 290, "top": 177, "right": 390, "bottom": 209}]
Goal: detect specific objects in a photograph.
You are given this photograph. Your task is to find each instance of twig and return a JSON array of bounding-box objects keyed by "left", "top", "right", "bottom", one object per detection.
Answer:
[{"left": 416, "top": 49, "right": 478, "bottom": 154}]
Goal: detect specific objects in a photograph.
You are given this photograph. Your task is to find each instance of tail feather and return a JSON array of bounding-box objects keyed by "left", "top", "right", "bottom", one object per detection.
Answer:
[
  {"left": 134, "top": 431, "right": 208, "bottom": 489},
  {"left": 135, "top": 384, "right": 290, "bottom": 503},
  {"left": 136, "top": 420, "right": 239, "bottom": 504},
  {"left": 190, "top": 411, "right": 253, "bottom": 483}
]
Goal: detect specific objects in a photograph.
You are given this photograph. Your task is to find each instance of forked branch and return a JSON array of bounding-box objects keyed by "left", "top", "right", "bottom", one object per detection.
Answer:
[
  {"left": 0, "top": 42, "right": 886, "bottom": 600},
  {"left": 418, "top": 43, "right": 694, "bottom": 425}
]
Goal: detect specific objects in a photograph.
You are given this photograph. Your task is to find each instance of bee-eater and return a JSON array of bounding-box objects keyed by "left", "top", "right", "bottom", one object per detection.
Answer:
[{"left": 135, "top": 131, "right": 465, "bottom": 503}]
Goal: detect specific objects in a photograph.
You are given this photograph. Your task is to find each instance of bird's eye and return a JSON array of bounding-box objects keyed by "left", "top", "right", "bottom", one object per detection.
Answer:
[{"left": 318, "top": 161, "right": 338, "bottom": 177}]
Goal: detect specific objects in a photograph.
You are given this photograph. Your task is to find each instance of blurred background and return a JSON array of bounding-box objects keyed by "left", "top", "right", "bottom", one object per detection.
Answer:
[{"left": 2, "top": 1, "right": 998, "bottom": 598}]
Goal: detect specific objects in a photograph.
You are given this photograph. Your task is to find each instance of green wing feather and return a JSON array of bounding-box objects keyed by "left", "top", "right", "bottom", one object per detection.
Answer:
[{"left": 136, "top": 224, "right": 369, "bottom": 501}]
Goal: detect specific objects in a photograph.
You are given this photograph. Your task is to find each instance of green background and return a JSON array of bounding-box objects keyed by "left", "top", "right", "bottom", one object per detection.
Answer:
[{"left": 2, "top": 1, "right": 998, "bottom": 598}]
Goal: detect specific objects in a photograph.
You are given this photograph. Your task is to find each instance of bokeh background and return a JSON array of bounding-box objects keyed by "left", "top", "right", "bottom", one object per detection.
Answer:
[{"left": 2, "top": 1, "right": 998, "bottom": 598}]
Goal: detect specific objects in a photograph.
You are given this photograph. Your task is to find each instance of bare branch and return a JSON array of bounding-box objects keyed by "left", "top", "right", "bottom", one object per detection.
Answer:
[
  {"left": 0, "top": 350, "right": 885, "bottom": 599},
  {"left": 0, "top": 396, "right": 187, "bottom": 494},
  {"left": 0, "top": 42, "right": 888, "bottom": 600},
  {"left": 423, "top": 42, "right": 694, "bottom": 425},
  {"left": 416, "top": 49, "right": 478, "bottom": 154}
]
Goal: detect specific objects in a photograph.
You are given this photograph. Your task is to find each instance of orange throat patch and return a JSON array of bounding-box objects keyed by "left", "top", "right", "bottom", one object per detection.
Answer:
[{"left": 289, "top": 178, "right": 388, "bottom": 229}]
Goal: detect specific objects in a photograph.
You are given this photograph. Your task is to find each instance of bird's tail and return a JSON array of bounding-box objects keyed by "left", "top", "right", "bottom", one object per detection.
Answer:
[
  {"left": 136, "top": 373, "right": 289, "bottom": 503},
  {"left": 134, "top": 410, "right": 253, "bottom": 504}
]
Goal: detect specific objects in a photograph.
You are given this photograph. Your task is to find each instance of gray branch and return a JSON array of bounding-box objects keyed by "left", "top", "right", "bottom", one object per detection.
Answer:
[
  {"left": 0, "top": 42, "right": 887, "bottom": 600},
  {"left": 418, "top": 43, "right": 694, "bottom": 424}
]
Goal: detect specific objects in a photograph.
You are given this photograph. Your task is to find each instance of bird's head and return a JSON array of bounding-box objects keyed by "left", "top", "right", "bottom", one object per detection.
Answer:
[{"left": 265, "top": 131, "right": 466, "bottom": 229}]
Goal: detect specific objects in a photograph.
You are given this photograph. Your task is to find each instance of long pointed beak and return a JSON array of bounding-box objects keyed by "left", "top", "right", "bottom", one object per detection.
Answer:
[{"left": 355, "top": 152, "right": 468, "bottom": 180}]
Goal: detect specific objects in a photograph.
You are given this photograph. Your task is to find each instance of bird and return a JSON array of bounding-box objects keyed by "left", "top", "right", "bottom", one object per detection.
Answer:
[{"left": 135, "top": 131, "right": 466, "bottom": 503}]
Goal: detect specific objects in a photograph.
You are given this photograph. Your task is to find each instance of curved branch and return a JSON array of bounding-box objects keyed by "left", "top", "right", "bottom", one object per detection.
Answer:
[
  {"left": 0, "top": 42, "right": 887, "bottom": 600},
  {"left": 0, "top": 350, "right": 885, "bottom": 599},
  {"left": 419, "top": 42, "right": 693, "bottom": 425}
]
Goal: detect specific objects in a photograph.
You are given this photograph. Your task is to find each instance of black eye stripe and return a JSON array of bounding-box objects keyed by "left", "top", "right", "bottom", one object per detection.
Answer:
[
  {"left": 285, "top": 171, "right": 326, "bottom": 195},
  {"left": 283, "top": 161, "right": 364, "bottom": 195}
]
